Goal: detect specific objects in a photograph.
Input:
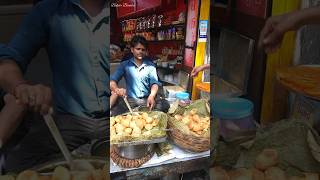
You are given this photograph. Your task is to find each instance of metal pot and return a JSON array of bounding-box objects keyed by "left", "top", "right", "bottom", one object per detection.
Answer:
[{"left": 113, "top": 144, "right": 154, "bottom": 159}]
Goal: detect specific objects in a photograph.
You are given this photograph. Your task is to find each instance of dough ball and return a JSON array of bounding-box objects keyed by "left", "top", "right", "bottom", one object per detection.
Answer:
[
  {"left": 255, "top": 149, "right": 278, "bottom": 171},
  {"left": 228, "top": 168, "right": 252, "bottom": 180},
  {"left": 134, "top": 119, "right": 145, "bottom": 130},
  {"left": 264, "top": 167, "right": 286, "bottom": 180},
  {"left": 124, "top": 128, "right": 133, "bottom": 134},
  {"left": 146, "top": 117, "right": 153, "bottom": 124},
  {"left": 192, "top": 114, "right": 200, "bottom": 122},
  {"left": 209, "top": 166, "right": 229, "bottom": 180},
  {"left": 152, "top": 119, "right": 159, "bottom": 127},
  {"left": 144, "top": 124, "right": 153, "bottom": 131},
  {"left": 190, "top": 109, "right": 197, "bottom": 115},
  {"left": 120, "top": 118, "right": 130, "bottom": 128},
  {"left": 110, "top": 118, "right": 116, "bottom": 126},
  {"left": 115, "top": 124, "right": 125, "bottom": 134},
  {"left": 71, "top": 171, "right": 92, "bottom": 180},
  {"left": 0, "top": 175, "right": 15, "bottom": 180},
  {"left": 250, "top": 168, "right": 264, "bottom": 180},
  {"left": 174, "top": 115, "right": 183, "bottom": 121},
  {"left": 304, "top": 173, "right": 318, "bottom": 180},
  {"left": 52, "top": 166, "right": 71, "bottom": 180},
  {"left": 182, "top": 117, "right": 190, "bottom": 125},
  {"left": 17, "top": 170, "right": 39, "bottom": 180},
  {"left": 192, "top": 123, "right": 204, "bottom": 132}
]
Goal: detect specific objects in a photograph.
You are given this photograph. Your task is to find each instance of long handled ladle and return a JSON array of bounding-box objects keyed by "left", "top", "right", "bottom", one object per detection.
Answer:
[
  {"left": 43, "top": 109, "right": 94, "bottom": 171},
  {"left": 123, "top": 96, "right": 134, "bottom": 114}
]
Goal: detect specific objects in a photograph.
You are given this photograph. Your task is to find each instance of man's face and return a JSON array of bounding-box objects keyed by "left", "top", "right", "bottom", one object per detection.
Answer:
[{"left": 131, "top": 43, "right": 146, "bottom": 60}]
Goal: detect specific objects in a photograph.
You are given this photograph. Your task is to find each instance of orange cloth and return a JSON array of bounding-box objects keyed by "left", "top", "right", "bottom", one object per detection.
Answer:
[{"left": 196, "top": 82, "right": 210, "bottom": 92}]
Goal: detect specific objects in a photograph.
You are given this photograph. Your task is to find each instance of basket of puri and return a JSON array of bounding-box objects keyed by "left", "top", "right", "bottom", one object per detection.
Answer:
[
  {"left": 168, "top": 99, "right": 210, "bottom": 152},
  {"left": 0, "top": 157, "right": 108, "bottom": 180},
  {"left": 110, "top": 111, "right": 168, "bottom": 168}
]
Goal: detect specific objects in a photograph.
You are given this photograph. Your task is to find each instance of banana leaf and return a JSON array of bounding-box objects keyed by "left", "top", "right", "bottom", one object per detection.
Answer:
[{"left": 110, "top": 111, "right": 168, "bottom": 144}]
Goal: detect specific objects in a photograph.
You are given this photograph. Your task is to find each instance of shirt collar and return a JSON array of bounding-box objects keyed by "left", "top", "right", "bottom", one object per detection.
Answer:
[
  {"left": 129, "top": 57, "right": 147, "bottom": 69},
  {"left": 69, "top": 0, "right": 109, "bottom": 21}
]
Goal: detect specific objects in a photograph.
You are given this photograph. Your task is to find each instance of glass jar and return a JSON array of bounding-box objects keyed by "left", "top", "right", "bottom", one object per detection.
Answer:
[{"left": 176, "top": 27, "right": 184, "bottom": 40}]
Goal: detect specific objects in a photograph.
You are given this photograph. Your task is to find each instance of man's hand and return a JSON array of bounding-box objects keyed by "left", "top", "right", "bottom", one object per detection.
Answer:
[
  {"left": 14, "top": 83, "right": 52, "bottom": 115},
  {"left": 191, "top": 64, "right": 210, "bottom": 77},
  {"left": 113, "top": 88, "right": 127, "bottom": 97},
  {"left": 191, "top": 66, "right": 204, "bottom": 77},
  {"left": 258, "top": 12, "right": 297, "bottom": 53},
  {"left": 147, "top": 95, "right": 156, "bottom": 111},
  {"left": 4, "top": 93, "right": 18, "bottom": 105}
]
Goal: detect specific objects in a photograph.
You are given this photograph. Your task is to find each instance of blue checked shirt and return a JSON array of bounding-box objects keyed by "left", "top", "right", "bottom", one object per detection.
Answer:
[
  {"left": 111, "top": 57, "right": 161, "bottom": 99},
  {"left": 0, "top": 0, "right": 109, "bottom": 119}
]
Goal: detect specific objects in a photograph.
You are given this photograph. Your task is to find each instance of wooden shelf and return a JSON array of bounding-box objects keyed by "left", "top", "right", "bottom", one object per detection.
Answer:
[
  {"left": 160, "top": 79, "right": 178, "bottom": 85},
  {"left": 157, "top": 66, "right": 181, "bottom": 72},
  {"left": 124, "top": 39, "right": 184, "bottom": 43},
  {"left": 149, "top": 39, "right": 185, "bottom": 43},
  {"left": 158, "top": 23, "right": 186, "bottom": 29},
  {"left": 123, "top": 23, "right": 186, "bottom": 33}
]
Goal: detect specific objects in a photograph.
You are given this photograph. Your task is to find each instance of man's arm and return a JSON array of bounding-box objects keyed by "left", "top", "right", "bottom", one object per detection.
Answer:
[
  {"left": 259, "top": 6, "right": 320, "bottom": 53},
  {"left": 110, "top": 62, "right": 127, "bottom": 97},
  {"left": 191, "top": 64, "right": 210, "bottom": 77},
  {"left": 0, "top": 94, "right": 26, "bottom": 148},
  {"left": 110, "top": 80, "right": 119, "bottom": 93},
  {"left": 0, "top": 2, "right": 52, "bottom": 114},
  {"left": 147, "top": 64, "right": 161, "bottom": 110},
  {"left": 294, "top": 7, "right": 320, "bottom": 27},
  {"left": 0, "top": 60, "right": 25, "bottom": 94},
  {"left": 147, "top": 84, "right": 158, "bottom": 111},
  {"left": 110, "top": 80, "right": 127, "bottom": 97},
  {"left": 149, "top": 84, "right": 159, "bottom": 98},
  {"left": 0, "top": 60, "right": 52, "bottom": 114}
]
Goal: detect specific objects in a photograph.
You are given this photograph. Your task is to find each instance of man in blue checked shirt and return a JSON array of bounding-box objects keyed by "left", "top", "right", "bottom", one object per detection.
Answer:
[
  {"left": 0, "top": 0, "right": 108, "bottom": 172},
  {"left": 110, "top": 35, "right": 169, "bottom": 115}
]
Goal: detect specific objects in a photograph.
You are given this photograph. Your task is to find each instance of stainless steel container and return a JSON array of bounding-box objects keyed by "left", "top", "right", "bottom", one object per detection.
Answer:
[{"left": 113, "top": 144, "right": 155, "bottom": 159}]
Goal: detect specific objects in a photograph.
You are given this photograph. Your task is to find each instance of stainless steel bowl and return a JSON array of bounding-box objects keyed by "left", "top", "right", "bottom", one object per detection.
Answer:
[{"left": 113, "top": 144, "right": 155, "bottom": 159}]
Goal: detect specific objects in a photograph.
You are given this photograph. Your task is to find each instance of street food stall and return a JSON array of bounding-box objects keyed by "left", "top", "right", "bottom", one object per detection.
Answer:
[
  {"left": 0, "top": 0, "right": 110, "bottom": 179},
  {"left": 110, "top": 0, "right": 211, "bottom": 179}
]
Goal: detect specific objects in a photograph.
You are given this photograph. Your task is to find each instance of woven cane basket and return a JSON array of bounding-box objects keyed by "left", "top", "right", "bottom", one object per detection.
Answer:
[{"left": 168, "top": 120, "right": 210, "bottom": 152}]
